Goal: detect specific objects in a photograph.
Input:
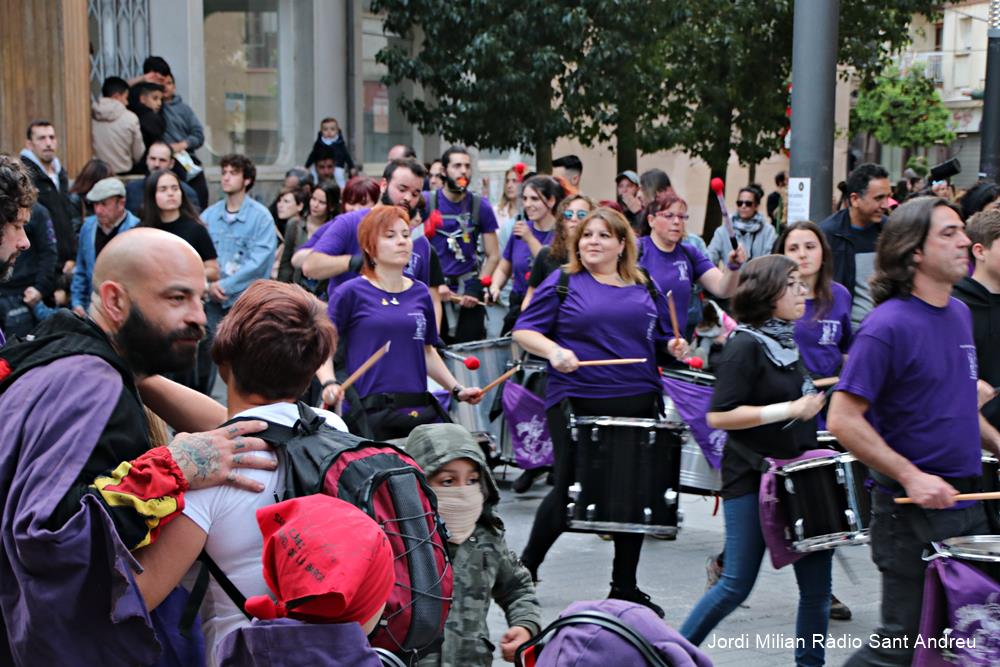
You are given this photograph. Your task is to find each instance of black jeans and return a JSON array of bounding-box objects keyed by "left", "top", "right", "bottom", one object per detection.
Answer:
[
  {"left": 521, "top": 392, "right": 659, "bottom": 590},
  {"left": 845, "top": 491, "right": 990, "bottom": 666}
]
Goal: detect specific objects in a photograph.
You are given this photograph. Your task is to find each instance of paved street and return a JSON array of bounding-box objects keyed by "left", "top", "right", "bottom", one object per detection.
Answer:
[{"left": 485, "top": 466, "right": 882, "bottom": 666}]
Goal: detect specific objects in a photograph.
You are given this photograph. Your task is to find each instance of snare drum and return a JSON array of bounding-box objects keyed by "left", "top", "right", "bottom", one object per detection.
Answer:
[
  {"left": 441, "top": 337, "right": 513, "bottom": 443},
  {"left": 566, "top": 416, "right": 686, "bottom": 536},
  {"left": 936, "top": 535, "right": 1000, "bottom": 585},
  {"left": 983, "top": 454, "right": 1000, "bottom": 531},
  {"left": 777, "top": 452, "right": 871, "bottom": 552},
  {"left": 816, "top": 431, "right": 844, "bottom": 452}
]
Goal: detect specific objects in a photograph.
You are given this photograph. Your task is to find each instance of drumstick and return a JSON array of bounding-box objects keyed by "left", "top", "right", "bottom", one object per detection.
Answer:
[
  {"left": 448, "top": 294, "right": 489, "bottom": 307},
  {"left": 894, "top": 491, "right": 1000, "bottom": 505},
  {"left": 813, "top": 376, "right": 839, "bottom": 389},
  {"left": 339, "top": 341, "right": 391, "bottom": 394},
  {"left": 665, "top": 290, "right": 682, "bottom": 340},
  {"left": 479, "top": 365, "right": 521, "bottom": 395},
  {"left": 576, "top": 358, "right": 648, "bottom": 367}
]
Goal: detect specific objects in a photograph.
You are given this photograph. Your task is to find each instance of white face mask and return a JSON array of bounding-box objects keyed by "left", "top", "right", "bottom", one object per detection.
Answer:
[{"left": 434, "top": 485, "right": 484, "bottom": 544}]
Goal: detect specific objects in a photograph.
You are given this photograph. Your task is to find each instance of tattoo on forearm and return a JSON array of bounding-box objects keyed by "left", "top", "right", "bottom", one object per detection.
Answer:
[{"left": 169, "top": 434, "right": 220, "bottom": 484}]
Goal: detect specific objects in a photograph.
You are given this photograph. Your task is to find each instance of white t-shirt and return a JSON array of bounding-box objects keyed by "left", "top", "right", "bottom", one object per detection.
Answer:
[{"left": 182, "top": 403, "right": 348, "bottom": 667}]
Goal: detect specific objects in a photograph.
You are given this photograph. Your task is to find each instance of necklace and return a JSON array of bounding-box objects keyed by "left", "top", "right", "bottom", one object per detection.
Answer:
[{"left": 366, "top": 274, "right": 406, "bottom": 305}]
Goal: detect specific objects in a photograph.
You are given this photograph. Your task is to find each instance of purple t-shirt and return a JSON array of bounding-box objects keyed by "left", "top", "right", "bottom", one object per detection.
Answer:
[
  {"left": 837, "top": 296, "right": 981, "bottom": 479},
  {"left": 422, "top": 191, "right": 498, "bottom": 277},
  {"left": 310, "top": 208, "right": 369, "bottom": 299},
  {"left": 795, "top": 282, "right": 853, "bottom": 377},
  {"left": 514, "top": 270, "right": 671, "bottom": 408},
  {"left": 503, "top": 224, "right": 554, "bottom": 296},
  {"left": 330, "top": 276, "right": 439, "bottom": 398},
  {"left": 637, "top": 237, "right": 714, "bottom": 337},
  {"left": 298, "top": 217, "right": 336, "bottom": 251}
]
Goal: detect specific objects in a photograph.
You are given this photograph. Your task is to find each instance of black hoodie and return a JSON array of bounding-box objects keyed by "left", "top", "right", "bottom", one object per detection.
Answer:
[{"left": 953, "top": 275, "right": 1000, "bottom": 428}]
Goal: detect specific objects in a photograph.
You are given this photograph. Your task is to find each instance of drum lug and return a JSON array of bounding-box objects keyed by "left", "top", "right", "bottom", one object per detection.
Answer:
[
  {"left": 586, "top": 504, "right": 597, "bottom": 521},
  {"left": 648, "top": 430, "right": 656, "bottom": 445},
  {"left": 663, "top": 488, "right": 678, "bottom": 506},
  {"left": 568, "top": 482, "right": 581, "bottom": 501},
  {"left": 591, "top": 427, "right": 600, "bottom": 443},
  {"left": 845, "top": 508, "right": 858, "bottom": 531},
  {"left": 643, "top": 507, "right": 652, "bottom": 523},
  {"left": 794, "top": 518, "right": 805, "bottom": 542},
  {"left": 677, "top": 509, "right": 684, "bottom": 525},
  {"left": 836, "top": 467, "right": 846, "bottom": 485},
  {"left": 566, "top": 502, "right": 575, "bottom": 522},
  {"left": 784, "top": 477, "right": 796, "bottom": 495}
]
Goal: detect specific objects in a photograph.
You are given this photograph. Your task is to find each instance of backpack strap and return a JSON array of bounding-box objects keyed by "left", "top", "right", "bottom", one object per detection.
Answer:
[
  {"left": 556, "top": 268, "right": 571, "bottom": 305},
  {"left": 470, "top": 193, "right": 481, "bottom": 230},
  {"left": 182, "top": 551, "right": 254, "bottom": 624},
  {"left": 373, "top": 648, "right": 408, "bottom": 667},
  {"left": 514, "top": 610, "right": 669, "bottom": 667}
]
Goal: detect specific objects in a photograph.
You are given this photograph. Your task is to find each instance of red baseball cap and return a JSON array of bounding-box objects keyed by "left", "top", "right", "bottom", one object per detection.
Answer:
[{"left": 244, "top": 495, "right": 395, "bottom": 625}]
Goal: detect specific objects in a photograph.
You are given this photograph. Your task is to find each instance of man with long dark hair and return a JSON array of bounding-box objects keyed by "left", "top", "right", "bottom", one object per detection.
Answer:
[
  {"left": 828, "top": 197, "right": 1000, "bottom": 666},
  {"left": 0, "top": 155, "right": 37, "bottom": 346}
]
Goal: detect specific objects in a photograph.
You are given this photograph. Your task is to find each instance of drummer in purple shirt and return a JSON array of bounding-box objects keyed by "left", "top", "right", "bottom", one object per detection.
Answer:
[
  {"left": 325, "top": 206, "right": 482, "bottom": 441},
  {"left": 488, "top": 175, "right": 564, "bottom": 335},
  {"left": 638, "top": 194, "right": 743, "bottom": 340},
  {"left": 776, "top": 220, "right": 852, "bottom": 379},
  {"left": 827, "top": 197, "right": 1000, "bottom": 667},
  {"left": 513, "top": 207, "right": 686, "bottom": 618}
]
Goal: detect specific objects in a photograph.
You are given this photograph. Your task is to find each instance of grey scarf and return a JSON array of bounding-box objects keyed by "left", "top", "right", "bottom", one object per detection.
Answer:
[
  {"left": 731, "top": 212, "right": 764, "bottom": 235},
  {"left": 736, "top": 318, "right": 798, "bottom": 368}
]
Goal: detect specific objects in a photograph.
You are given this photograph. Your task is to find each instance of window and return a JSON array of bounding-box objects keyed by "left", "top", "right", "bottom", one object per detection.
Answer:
[
  {"left": 204, "top": 0, "right": 286, "bottom": 165},
  {"left": 362, "top": 12, "right": 417, "bottom": 164}
]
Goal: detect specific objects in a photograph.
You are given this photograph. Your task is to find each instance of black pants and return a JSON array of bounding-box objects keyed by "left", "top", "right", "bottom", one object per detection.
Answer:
[
  {"left": 845, "top": 491, "right": 989, "bottom": 666},
  {"left": 521, "top": 392, "right": 659, "bottom": 590}
]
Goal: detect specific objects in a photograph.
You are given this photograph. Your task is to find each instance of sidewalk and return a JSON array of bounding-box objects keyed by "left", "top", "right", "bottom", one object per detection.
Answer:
[{"left": 486, "top": 470, "right": 881, "bottom": 666}]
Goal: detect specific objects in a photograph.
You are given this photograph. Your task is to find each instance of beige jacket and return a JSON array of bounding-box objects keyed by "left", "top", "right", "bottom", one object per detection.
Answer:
[{"left": 91, "top": 97, "right": 144, "bottom": 174}]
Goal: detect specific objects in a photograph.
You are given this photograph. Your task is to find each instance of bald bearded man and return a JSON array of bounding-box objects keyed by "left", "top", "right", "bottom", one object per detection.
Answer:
[{"left": 0, "top": 228, "right": 274, "bottom": 665}]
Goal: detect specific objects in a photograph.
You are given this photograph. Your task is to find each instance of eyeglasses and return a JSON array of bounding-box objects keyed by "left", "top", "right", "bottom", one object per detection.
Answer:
[
  {"left": 563, "top": 210, "right": 589, "bottom": 220},
  {"left": 655, "top": 212, "right": 690, "bottom": 221},
  {"left": 736, "top": 200, "right": 756, "bottom": 207}
]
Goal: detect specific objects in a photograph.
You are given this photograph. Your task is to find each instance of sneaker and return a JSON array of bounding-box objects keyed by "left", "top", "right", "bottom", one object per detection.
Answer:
[
  {"left": 705, "top": 555, "right": 723, "bottom": 590},
  {"left": 608, "top": 585, "right": 665, "bottom": 618},
  {"left": 829, "top": 595, "right": 852, "bottom": 620}
]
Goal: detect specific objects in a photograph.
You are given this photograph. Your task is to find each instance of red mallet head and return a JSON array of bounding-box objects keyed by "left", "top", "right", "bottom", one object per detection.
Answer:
[
  {"left": 686, "top": 356, "right": 705, "bottom": 370},
  {"left": 710, "top": 178, "right": 725, "bottom": 196},
  {"left": 480, "top": 275, "right": 492, "bottom": 287},
  {"left": 524, "top": 271, "right": 531, "bottom": 281},
  {"left": 424, "top": 210, "right": 443, "bottom": 238},
  {"left": 463, "top": 356, "right": 480, "bottom": 370},
  {"left": 513, "top": 162, "right": 527, "bottom": 181}
]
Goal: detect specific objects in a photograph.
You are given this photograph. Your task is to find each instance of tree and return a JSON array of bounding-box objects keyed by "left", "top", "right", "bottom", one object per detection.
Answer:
[
  {"left": 371, "top": 0, "right": 588, "bottom": 172},
  {"left": 851, "top": 64, "right": 956, "bottom": 156}
]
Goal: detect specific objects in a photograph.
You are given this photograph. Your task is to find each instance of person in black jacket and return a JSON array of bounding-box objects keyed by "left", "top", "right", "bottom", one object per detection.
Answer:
[
  {"left": 0, "top": 203, "right": 57, "bottom": 339},
  {"left": 128, "top": 82, "right": 167, "bottom": 168},
  {"left": 954, "top": 209, "right": 1000, "bottom": 431},
  {"left": 818, "top": 163, "right": 891, "bottom": 329},
  {"left": 19, "top": 121, "right": 77, "bottom": 290},
  {"left": 305, "top": 117, "right": 354, "bottom": 187}
]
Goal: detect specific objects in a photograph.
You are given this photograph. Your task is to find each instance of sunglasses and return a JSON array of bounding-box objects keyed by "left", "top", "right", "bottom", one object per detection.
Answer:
[
  {"left": 563, "top": 210, "right": 589, "bottom": 220},
  {"left": 736, "top": 200, "right": 756, "bottom": 207}
]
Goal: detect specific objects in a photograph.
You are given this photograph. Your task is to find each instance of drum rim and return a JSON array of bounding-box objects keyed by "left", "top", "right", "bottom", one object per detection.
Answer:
[
  {"left": 572, "top": 416, "right": 687, "bottom": 431},
  {"left": 444, "top": 336, "right": 514, "bottom": 352},
  {"left": 938, "top": 535, "right": 1000, "bottom": 562},
  {"left": 662, "top": 368, "right": 717, "bottom": 384},
  {"left": 778, "top": 452, "right": 856, "bottom": 474},
  {"left": 791, "top": 531, "right": 870, "bottom": 552}
]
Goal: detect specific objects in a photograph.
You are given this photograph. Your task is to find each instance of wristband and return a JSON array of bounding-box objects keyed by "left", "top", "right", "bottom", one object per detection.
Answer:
[
  {"left": 727, "top": 261, "right": 741, "bottom": 271},
  {"left": 451, "top": 384, "right": 465, "bottom": 400},
  {"left": 321, "top": 379, "right": 339, "bottom": 389},
  {"left": 760, "top": 401, "right": 792, "bottom": 425}
]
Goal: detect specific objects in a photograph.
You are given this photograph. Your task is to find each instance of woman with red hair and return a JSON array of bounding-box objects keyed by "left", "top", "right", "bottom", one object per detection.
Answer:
[{"left": 328, "top": 206, "right": 483, "bottom": 440}]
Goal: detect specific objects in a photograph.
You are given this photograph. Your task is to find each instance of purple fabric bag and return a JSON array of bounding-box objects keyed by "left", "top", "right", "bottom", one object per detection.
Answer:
[
  {"left": 502, "top": 381, "right": 554, "bottom": 469},
  {"left": 216, "top": 618, "right": 384, "bottom": 666},
  {"left": 661, "top": 376, "right": 724, "bottom": 469},
  {"left": 914, "top": 555, "right": 1000, "bottom": 667},
  {"left": 758, "top": 449, "right": 841, "bottom": 569}
]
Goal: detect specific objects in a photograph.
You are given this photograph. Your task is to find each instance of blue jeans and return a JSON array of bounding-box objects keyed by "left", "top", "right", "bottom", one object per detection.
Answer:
[{"left": 680, "top": 492, "right": 833, "bottom": 666}]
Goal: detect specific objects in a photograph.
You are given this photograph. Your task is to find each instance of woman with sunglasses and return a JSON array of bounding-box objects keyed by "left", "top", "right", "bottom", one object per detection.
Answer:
[
  {"left": 489, "top": 175, "right": 566, "bottom": 334},
  {"left": 521, "top": 194, "right": 596, "bottom": 311},
  {"left": 707, "top": 185, "right": 776, "bottom": 269},
  {"left": 640, "top": 194, "right": 744, "bottom": 342}
]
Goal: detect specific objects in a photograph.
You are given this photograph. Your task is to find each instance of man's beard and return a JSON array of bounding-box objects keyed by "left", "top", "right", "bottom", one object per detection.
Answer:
[
  {"left": 116, "top": 304, "right": 205, "bottom": 376},
  {"left": 381, "top": 191, "right": 417, "bottom": 220},
  {"left": 445, "top": 175, "right": 468, "bottom": 194},
  {"left": 0, "top": 251, "right": 19, "bottom": 282}
]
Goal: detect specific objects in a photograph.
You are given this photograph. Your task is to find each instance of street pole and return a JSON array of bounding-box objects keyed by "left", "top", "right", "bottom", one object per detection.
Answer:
[
  {"left": 980, "top": 0, "right": 1000, "bottom": 181},
  {"left": 789, "top": 0, "right": 841, "bottom": 221}
]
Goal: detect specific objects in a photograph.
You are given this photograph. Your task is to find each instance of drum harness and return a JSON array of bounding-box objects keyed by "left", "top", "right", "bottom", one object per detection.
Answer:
[{"left": 428, "top": 189, "right": 485, "bottom": 339}]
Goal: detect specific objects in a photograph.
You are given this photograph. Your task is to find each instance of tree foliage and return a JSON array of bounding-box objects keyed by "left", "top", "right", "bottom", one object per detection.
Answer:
[{"left": 851, "top": 64, "right": 955, "bottom": 150}]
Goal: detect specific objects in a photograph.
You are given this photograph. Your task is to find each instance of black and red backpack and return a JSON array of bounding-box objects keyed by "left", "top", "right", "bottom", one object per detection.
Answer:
[{"left": 199, "top": 402, "right": 453, "bottom": 661}]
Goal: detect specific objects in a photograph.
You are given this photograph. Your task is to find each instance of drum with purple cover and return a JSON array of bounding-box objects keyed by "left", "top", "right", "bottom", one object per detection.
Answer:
[
  {"left": 776, "top": 452, "right": 871, "bottom": 552},
  {"left": 565, "top": 416, "right": 686, "bottom": 536},
  {"left": 935, "top": 535, "right": 1000, "bottom": 586},
  {"left": 983, "top": 454, "right": 1000, "bottom": 531},
  {"left": 663, "top": 368, "right": 721, "bottom": 495}
]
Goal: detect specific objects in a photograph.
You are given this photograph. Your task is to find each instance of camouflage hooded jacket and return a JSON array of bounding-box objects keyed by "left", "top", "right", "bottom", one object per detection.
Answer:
[{"left": 406, "top": 424, "right": 542, "bottom": 667}]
